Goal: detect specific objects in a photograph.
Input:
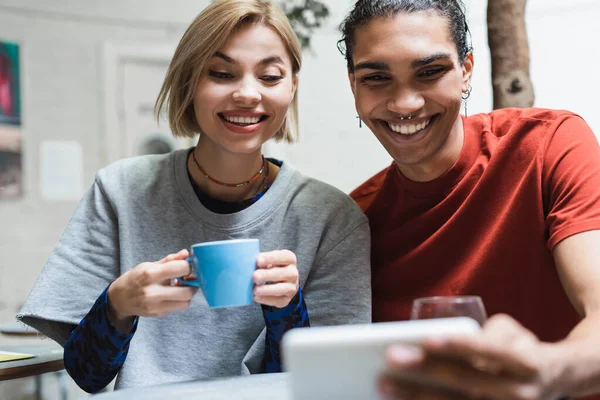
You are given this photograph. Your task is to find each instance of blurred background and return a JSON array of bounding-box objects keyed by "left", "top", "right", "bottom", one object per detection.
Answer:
[{"left": 0, "top": 0, "right": 598, "bottom": 398}]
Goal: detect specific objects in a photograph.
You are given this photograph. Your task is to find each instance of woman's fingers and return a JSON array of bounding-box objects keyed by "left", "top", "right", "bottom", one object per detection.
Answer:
[
  {"left": 253, "top": 250, "right": 300, "bottom": 308},
  {"left": 256, "top": 250, "right": 297, "bottom": 269},
  {"left": 133, "top": 285, "right": 197, "bottom": 317},
  {"left": 144, "top": 285, "right": 197, "bottom": 302},
  {"left": 254, "top": 282, "right": 297, "bottom": 298},
  {"left": 137, "top": 260, "right": 192, "bottom": 285},
  {"left": 157, "top": 249, "right": 189, "bottom": 264},
  {"left": 254, "top": 294, "right": 296, "bottom": 309},
  {"left": 145, "top": 300, "right": 193, "bottom": 317},
  {"left": 253, "top": 264, "right": 298, "bottom": 284}
]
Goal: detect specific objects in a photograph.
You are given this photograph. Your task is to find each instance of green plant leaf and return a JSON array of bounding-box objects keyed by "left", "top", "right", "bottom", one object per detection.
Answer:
[{"left": 279, "top": 0, "right": 330, "bottom": 49}]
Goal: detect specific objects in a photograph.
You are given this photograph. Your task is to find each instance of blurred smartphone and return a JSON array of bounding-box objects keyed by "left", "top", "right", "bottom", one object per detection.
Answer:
[{"left": 282, "top": 317, "right": 480, "bottom": 400}]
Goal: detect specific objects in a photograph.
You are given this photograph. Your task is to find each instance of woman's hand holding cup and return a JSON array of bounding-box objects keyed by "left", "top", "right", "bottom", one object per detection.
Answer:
[
  {"left": 253, "top": 250, "right": 300, "bottom": 309},
  {"left": 107, "top": 249, "right": 197, "bottom": 332}
]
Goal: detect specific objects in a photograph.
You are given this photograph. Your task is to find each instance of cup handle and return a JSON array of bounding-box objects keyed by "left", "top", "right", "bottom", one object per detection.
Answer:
[
  {"left": 185, "top": 256, "right": 197, "bottom": 277},
  {"left": 176, "top": 257, "right": 200, "bottom": 288}
]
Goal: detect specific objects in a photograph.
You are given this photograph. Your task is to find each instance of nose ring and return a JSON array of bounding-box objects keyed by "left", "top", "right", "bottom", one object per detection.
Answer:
[{"left": 399, "top": 114, "right": 412, "bottom": 120}]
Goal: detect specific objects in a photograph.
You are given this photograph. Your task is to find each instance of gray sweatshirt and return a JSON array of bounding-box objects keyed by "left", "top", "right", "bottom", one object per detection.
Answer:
[{"left": 18, "top": 149, "right": 371, "bottom": 389}]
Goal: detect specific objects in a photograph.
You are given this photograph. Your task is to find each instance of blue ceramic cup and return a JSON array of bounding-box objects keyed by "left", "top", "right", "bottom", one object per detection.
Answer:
[{"left": 178, "top": 239, "right": 260, "bottom": 308}]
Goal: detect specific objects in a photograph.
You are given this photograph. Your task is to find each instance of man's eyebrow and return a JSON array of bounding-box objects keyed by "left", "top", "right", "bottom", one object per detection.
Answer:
[
  {"left": 411, "top": 53, "right": 453, "bottom": 68},
  {"left": 354, "top": 61, "right": 390, "bottom": 72},
  {"left": 353, "top": 53, "right": 453, "bottom": 72}
]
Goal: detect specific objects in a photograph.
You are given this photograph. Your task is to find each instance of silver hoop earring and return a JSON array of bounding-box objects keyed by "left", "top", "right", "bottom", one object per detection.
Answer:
[
  {"left": 462, "top": 85, "right": 472, "bottom": 116},
  {"left": 461, "top": 85, "right": 472, "bottom": 100}
]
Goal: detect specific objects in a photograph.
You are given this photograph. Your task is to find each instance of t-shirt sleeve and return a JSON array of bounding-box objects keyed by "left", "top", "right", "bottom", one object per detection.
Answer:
[
  {"left": 543, "top": 114, "right": 600, "bottom": 249},
  {"left": 17, "top": 177, "right": 121, "bottom": 345},
  {"left": 64, "top": 286, "right": 138, "bottom": 393},
  {"left": 302, "top": 217, "right": 372, "bottom": 327}
]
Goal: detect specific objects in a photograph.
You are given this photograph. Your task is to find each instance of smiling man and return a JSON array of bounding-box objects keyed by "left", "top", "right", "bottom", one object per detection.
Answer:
[{"left": 339, "top": 0, "right": 600, "bottom": 399}]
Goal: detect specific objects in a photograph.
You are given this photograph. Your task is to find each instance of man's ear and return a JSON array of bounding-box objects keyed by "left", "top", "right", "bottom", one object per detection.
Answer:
[{"left": 462, "top": 52, "right": 474, "bottom": 92}]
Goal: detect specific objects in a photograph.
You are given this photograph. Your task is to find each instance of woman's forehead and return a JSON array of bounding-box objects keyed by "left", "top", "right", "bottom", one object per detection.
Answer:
[
  {"left": 210, "top": 24, "right": 293, "bottom": 68},
  {"left": 221, "top": 24, "right": 286, "bottom": 54}
]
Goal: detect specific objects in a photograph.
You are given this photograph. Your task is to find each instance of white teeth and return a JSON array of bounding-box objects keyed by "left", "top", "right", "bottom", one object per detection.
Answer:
[
  {"left": 223, "top": 115, "right": 261, "bottom": 125},
  {"left": 387, "top": 118, "right": 431, "bottom": 135}
]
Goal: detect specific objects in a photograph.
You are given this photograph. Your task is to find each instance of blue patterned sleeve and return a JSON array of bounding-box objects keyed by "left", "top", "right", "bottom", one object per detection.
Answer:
[
  {"left": 261, "top": 286, "right": 310, "bottom": 373},
  {"left": 63, "top": 286, "right": 138, "bottom": 393}
]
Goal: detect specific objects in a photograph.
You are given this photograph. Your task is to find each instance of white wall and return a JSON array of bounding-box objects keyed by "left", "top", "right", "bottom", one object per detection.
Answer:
[
  {"left": 0, "top": 2, "right": 209, "bottom": 398},
  {"left": 0, "top": 0, "right": 210, "bottom": 324},
  {"left": 0, "top": 0, "right": 599, "bottom": 398}
]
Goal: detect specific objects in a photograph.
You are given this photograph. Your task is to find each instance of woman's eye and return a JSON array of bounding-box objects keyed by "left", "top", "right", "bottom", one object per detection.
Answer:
[
  {"left": 209, "top": 70, "right": 234, "bottom": 80},
  {"left": 418, "top": 68, "right": 445, "bottom": 79},
  {"left": 261, "top": 75, "right": 284, "bottom": 83}
]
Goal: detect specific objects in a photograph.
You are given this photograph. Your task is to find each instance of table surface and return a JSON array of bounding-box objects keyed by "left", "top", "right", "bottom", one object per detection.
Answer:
[
  {"left": 0, "top": 343, "right": 64, "bottom": 381},
  {"left": 94, "top": 373, "right": 291, "bottom": 400},
  {"left": 0, "top": 321, "right": 39, "bottom": 336}
]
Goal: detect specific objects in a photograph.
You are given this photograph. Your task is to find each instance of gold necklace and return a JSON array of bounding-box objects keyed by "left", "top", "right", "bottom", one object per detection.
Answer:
[
  {"left": 192, "top": 149, "right": 266, "bottom": 188},
  {"left": 251, "top": 160, "right": 270, "bottom": 198}
]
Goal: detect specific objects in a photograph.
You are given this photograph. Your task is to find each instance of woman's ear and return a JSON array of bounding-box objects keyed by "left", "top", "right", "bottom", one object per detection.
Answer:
[{"left": 291, "top": 74, "right": 298, "bottom": 97}]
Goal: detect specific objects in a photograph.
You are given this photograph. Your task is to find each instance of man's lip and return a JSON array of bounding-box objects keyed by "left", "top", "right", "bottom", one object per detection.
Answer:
[
  {"left": 379, "top": 114, "right": 438, "bottom": 139},
  {"left": 383, "top": 115, "right": 435, "bottom": 126}
]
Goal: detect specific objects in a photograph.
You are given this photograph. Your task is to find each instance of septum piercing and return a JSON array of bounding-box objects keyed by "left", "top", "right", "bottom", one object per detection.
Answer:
[{"left": 399, "top": 114, "right": 412, "bottom": 120}]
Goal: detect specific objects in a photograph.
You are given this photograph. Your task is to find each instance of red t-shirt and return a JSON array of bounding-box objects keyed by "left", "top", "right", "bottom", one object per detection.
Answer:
[{"left": 351, "top": 108, "right": 600, "bottom": 343}]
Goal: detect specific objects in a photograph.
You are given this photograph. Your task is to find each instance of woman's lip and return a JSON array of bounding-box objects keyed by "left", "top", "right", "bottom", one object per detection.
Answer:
[
  {"left": 219, "top": 111, "right": 267, "bottom": 118},
  {"left": 218, "top": 114, "right": 269, "bottom": 124},
  {"left": 219, "top": 114, "right": 267, "bottom": 134}
]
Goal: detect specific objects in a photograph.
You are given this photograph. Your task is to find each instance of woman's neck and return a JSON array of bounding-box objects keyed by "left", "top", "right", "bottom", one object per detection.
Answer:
[{"left": 188, "top": 142, "right": 268, "bottom": 202}]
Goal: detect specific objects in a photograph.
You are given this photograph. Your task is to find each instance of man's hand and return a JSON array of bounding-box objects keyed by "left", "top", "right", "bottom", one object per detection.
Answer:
[{"left": 378, "top": 314, "right": 565, "bottom": 400}]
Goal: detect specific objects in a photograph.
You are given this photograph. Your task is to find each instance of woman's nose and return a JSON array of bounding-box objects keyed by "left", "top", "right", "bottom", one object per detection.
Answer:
[{"left": 232, "top": 78, "right": 261, "bottom": 105}]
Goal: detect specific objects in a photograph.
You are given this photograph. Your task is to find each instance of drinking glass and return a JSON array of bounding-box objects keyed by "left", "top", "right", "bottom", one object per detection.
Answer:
[{"left": 410, "top": 296, "right": 487, "bottom": 326}]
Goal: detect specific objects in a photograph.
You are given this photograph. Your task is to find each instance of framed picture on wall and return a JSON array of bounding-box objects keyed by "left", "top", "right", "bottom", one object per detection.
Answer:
[{"left": 0, "top": 40, "right": 22, "bottom": 198}]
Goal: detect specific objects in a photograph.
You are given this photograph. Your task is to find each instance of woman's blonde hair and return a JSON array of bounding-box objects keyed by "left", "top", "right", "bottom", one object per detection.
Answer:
[{"left": 155, "top": 0, "right": 302, "bottom": 143}]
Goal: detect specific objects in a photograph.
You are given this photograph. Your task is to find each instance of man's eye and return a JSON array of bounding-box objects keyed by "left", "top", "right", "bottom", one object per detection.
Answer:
[
  {"left": 361, "top": 75, "right": 389, "bottom": 84},
  {"left": 418, "top": 68, "right": 445, "bottom": 79},
  {"left": 209, "top": 71, "right": 234, "bottom": 80}
]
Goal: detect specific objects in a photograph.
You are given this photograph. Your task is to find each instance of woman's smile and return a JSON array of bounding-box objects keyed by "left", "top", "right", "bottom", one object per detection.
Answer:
[{"left": 218, "top": 111, "right": 270, "bottom": 134}]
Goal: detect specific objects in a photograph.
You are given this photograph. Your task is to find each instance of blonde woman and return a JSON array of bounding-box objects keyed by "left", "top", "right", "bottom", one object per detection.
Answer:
[{"left": 18, "top": 0, "right": 371, "bottom": 392}]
